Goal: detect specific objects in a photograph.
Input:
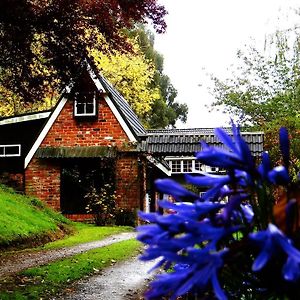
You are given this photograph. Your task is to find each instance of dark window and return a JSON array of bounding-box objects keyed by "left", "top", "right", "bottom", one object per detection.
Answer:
[
  {"left": 74, "top": 91, "right": 97, "bottom": 117},
  {"left": 0, "top": 145, "right": 21, "bottom": 157}
]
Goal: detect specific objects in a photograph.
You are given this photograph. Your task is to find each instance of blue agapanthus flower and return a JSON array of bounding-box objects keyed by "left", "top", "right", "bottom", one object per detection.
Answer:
[
  {"left": 196, "top": 124, "right": 256, "bottom": 173},
  {"left": 250, "top": 223, "right": 300, "bottom": 280},
  {"left": 145, "top": 248, "right": 229, "bottom": 300},
  {"left": 137, "top": 124, "right": 300, "bottom": 299}
]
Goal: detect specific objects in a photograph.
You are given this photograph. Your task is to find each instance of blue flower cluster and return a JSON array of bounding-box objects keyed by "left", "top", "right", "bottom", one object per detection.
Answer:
[{"left": 137, "top": 124, "right": 300, "bottom": 299}]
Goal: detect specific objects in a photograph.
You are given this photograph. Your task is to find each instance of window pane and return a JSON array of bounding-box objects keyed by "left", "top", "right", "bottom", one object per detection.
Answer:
[
  {"left": 183, "top": 160, "right": 192, "bottom": 173},
  {"left": 171, "top": 160, "right": 181, "bottom": 173},
  {"left": 74, "top": 92, "right": 96, "bottom": 116},
  {"left": 4, "top": 145, "right": 20, "bottom": 156},
  {"left": 194, "top": 160, "right": 202, "bottom": 171},
  {"left": 0, "top": 147, "right": 4, "bottom": 156},
  {"left": 85, "top": 103, "right": 94, "bottom": 114},
  {"left": 76, "top": 103, "right": 86, "bottom": 114}
]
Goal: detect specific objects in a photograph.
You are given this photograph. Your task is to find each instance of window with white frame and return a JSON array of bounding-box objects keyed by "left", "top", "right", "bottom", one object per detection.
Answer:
[
  {"left": 0, "top": 144, "right": 21, "bottom": 157},
  {"left": 166, "top": 157, "right": 220, "bottom": 174},
  {"left": 74, "top": 91, "right": 97, "bottom": 117}
]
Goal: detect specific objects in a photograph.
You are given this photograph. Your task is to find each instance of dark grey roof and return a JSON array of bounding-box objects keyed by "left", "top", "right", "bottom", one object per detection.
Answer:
[
  {"left": 0, "top": 109, "right": 51, "bottom": 122},
  {"left": 0, "top": 115, "right": 49, "bottom": 171},
  {"left": 35, "top": 146, "right": 116, "bottom": 158},
  {"left": 142, "top": 128, "right": 264, "bottom": 157},
  {"left": 96, "top": 73, "right": 147, "bottom": 139}
]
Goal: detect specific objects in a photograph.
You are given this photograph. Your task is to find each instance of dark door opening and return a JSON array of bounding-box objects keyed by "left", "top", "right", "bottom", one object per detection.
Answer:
[{"left": 60, "top": 159, "right": 114, "bottom": 214}]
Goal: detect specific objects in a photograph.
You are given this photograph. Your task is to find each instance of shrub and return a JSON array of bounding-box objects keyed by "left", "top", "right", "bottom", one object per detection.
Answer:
[{"left": 85, "top": 184, "right": 116, "bottom": 226}]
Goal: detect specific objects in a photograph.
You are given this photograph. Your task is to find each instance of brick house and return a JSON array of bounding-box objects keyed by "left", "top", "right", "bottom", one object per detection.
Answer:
[{"left": 0, "top": 62, "right": 264, "bottom": 220}]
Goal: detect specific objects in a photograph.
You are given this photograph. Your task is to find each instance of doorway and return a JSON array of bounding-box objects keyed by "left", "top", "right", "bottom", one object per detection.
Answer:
[{"left": 60, "top": 159, "right": 114, "bottom": 214}]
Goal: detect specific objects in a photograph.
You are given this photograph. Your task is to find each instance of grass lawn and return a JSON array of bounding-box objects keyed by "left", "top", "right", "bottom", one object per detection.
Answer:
[
  {"left": 42, "top": 223, "right": 134, "bottom": 250},
  {"left": 0, "top": 185, "right": 71, "bottom": 248},
  {"left": 0, "top": 239, "right": 141, "bottom": 300}
]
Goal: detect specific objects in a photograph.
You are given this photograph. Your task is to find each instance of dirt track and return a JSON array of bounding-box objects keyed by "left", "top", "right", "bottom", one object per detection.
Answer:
[
  {"left": 0, "top": 232, "right": 136, "bottom": 278},
  {"left": 56, "top": 256, "right": 158, "bottom": 300}
]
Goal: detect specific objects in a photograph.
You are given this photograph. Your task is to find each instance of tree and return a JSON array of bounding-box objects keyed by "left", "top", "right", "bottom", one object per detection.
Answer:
[
  {"left": 129, "top": 26, "right": 188, "bottom": 128},
  {"left": 91, "top": 37, "right": 160, "bottom": 122},
  {"left": 0, "top": 0, "right": 167, "bottom": 102},
  {"left": 209, "top": 31, "right": 300, "bottom": 173}
]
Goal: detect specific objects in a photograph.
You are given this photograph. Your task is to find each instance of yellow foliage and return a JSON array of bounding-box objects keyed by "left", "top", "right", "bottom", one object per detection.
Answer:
[
  {"left": 0, "top": 34, "right": 59, "bottom": 117},
  {"left": 0, "top": 29, "right": 159, "bottom": 121},
  {"left": 90, "top": 34, "right": 160, "bottom": 119}
]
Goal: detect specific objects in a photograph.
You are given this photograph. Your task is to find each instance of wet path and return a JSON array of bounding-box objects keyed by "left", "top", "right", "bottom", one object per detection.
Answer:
[
  {"left": 0, "top": 232, "right": 136, "bottom": 278},
  {"left": 57, "top": 256, "right": 157, "bottom": 300}
]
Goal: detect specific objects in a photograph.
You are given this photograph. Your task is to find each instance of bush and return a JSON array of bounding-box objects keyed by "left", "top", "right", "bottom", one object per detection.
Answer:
[{"left": 85, "top": 184, "right": 116, "bottom": 226}]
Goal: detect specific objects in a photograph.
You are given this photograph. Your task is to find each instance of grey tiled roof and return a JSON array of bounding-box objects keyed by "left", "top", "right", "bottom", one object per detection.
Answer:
[
  {"left": 142, "top": 128, "right": 264, "bottom": 157},
  {"left": 97, "top": 74, "right": 147, "bottom": 139}
]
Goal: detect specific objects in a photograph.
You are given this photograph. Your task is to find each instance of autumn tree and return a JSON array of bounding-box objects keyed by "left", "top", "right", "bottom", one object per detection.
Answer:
[
  {"left": 91, "top": 36, "right": 160, "bottom": 122},
  {"left": 0, "top": 0, "right": 167, "bottom": 102}
]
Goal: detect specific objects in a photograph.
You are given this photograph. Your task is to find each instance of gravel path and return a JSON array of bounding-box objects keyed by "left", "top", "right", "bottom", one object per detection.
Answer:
[
  {"left": 56, "top": 256, "right": 158, "bottom": 300},
  {"left": 0, "top": 232, "right": 136, "bottom": 278}
]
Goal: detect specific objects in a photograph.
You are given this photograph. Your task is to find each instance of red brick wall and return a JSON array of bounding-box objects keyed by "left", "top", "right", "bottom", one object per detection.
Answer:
[
  {"left": 25, "top": 91, "right": 143, "bottom": 216},
  {"left": 41, "top": 97, "right": 128, "bottom": 148},
  {"left": 115, "top": 154, "right": 145, "bottom": 210},
  {"left": 25, "top": 158, "right": 61, "bottom": 210}
]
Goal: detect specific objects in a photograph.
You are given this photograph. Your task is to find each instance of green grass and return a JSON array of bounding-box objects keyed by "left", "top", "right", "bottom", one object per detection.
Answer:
[
  {"left": 0, "top": 239, "right": 141, "bottom": 299},
  {"left": 0, "top": 185, "right": 71, "bottom": 247},
  {"left": 42, "top": 223, "right": 134, "bottom": 250}
]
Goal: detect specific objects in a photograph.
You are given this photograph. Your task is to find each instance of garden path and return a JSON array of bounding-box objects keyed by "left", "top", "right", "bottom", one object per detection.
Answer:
[
  {"left": 0, "top": 232, "right": 136, "bottom": 278},
  {"left": 55, "top": 256, "right": 158, "bottom": 300}
]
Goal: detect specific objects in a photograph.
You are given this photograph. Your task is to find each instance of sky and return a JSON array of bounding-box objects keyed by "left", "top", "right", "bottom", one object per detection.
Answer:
[{"left": 154, "top": 0, "right": 300, "bottom": 128}]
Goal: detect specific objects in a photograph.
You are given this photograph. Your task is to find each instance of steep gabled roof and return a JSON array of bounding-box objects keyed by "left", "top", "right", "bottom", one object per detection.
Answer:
[
  {"left": 86, "top": 63, "right": 147, "bottom": 139},
  {"left": 24, "top": 63, "right": 146, "bottom": 168},
  {"left": 142, "top": 128, "right": 264, "bottom": 157}
]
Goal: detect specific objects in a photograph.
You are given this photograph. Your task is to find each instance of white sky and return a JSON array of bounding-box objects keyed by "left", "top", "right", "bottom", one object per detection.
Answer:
[{"left": 154, "top": 0, "right": 300, "bottom": 128}]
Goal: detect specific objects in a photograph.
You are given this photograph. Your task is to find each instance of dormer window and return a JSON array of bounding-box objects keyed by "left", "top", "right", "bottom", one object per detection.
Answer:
[
  {"left": 0, "top": 144, "right": 21, "bottom": 157},
  {"left": 74, "top": 91, "right": 97, "bottom": 117}
]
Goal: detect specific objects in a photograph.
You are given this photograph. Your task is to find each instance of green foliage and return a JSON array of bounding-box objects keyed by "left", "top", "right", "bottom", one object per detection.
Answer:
[
  {"left": 210, "top": 30, "right": 300, "bottom": 171},
  {"left": 0, "top": 185, "right": 71, "bottom": 248},
  {"left": 211, "top": 30, "right": 300, "bottom": 121},
  {"left": 128, "top": 25, "right": 188, "bottom": 128},
  {"left": 85, "top": 184, "right": 117, "bottom": 226},
  {"left": 0, "top": 239, "right": 141, "bottom": 299}
]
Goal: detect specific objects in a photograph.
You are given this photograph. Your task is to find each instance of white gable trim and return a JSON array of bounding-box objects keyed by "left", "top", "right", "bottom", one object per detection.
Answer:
[
  {"left": 87, "top": 63, "right": 137, "bottom": 142},
  {"left": 146, "top": 155, "right": 171, "bottom": 176},
  {"left": 104, "top": 95, "right": 137, "bottom": 142},
  {"left": 0, "top": 112, "right": 50, "bottom": 126},
  {"left": 24, "top": 85, "right": 72, "bottom": 168}
]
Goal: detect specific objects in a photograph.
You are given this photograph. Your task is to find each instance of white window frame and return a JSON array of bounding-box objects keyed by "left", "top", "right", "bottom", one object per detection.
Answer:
[
  {"left": 166, "top": 156, "right": 220, "bottom": 174},
  {"left": 0, "top": 144, "right": 21, "bottom": 157},
  {"left": 74, "top": 92, "right": 97, "bottom": 117}
]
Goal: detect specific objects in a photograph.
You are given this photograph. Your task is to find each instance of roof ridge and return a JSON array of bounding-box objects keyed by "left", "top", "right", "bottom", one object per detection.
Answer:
[{"left": 146, "top": 128, "right": 264, "bottom": 135}]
